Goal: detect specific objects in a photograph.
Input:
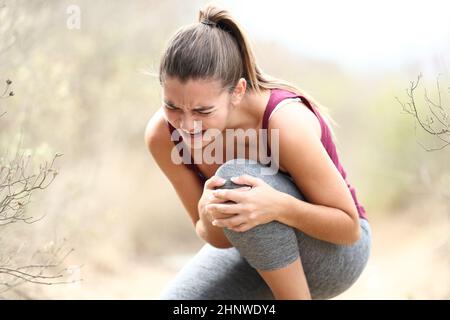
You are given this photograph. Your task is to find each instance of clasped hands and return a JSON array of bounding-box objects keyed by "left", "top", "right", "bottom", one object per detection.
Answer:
[{"left": 202, "top": 175, "right": 282, "bottom": 232}]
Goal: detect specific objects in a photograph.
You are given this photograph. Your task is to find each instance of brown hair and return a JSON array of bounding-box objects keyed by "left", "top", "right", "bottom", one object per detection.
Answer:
[{"left": 159, "top": 3, "right": 337, "bottom": 137}]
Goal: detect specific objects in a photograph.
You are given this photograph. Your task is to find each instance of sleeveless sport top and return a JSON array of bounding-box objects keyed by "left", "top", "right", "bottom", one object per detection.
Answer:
[{"left": 166, "top": 88, "right": 368, "bottom": 220}]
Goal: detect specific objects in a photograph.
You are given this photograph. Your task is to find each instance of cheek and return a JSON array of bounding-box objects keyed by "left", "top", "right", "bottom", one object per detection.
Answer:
[
  {"left": 204, "top": 115, "right": 227, "bottom": 130},
  {"left": 211, "top": 107, "right": 230, "bottom": 125},
  {"left": 163, "top": 110, "right": 180, "bottom": 125}
]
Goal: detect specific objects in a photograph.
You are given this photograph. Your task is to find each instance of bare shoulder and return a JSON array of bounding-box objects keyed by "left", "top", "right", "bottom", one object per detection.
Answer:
[
  {"left": 268, "top": 100, "right": 322, "bottom": 139},
  {"left": 144, "top": 107, "right": 171, "bottom": 150},
  {"left": 144, "top": 107, "right": 182, "bottom": 177},
  {"left": 144, "top": 107, "right": 184, "bottom": 182}
]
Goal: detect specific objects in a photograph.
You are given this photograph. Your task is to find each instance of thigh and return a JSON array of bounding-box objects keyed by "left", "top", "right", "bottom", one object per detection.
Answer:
[
  {"left": 159, "top": 243, "right": 274, "bottom": 300},
  {"left": 296, "top": 219, "right": 372, "bottom": 299}
]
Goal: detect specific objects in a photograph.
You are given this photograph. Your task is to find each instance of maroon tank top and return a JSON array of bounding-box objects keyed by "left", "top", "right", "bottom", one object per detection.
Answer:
[{"left": 166, "top": 88, "right": 368, "bottom": 219}]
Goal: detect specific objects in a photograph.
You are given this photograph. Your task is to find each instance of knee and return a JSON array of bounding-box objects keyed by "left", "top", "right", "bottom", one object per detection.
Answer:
[
  {"left": 214, "top": 158, "right": 259, "bottom": 190},
  {"left": 215, "top": 158, "right": 304, "bottom": 200}
]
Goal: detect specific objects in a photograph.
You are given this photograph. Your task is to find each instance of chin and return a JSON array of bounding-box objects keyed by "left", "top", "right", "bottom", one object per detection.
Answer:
[
  {"left": 186, "top": 137, "right": 216, "bottom": 150},
  {"left": 179, "top": 131, "right": 205, "bottom": 147},
  {"left": 189, "top": 141, "right": 209, "bottom": 149}
]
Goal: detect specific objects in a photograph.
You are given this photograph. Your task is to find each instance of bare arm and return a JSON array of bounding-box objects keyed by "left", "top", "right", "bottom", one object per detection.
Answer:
[
  {"left": 268, "top": 102, "right": 361, "bottom": 244},
  {"left": 144, "top": 109, "right": 233, "bottom": 248}
]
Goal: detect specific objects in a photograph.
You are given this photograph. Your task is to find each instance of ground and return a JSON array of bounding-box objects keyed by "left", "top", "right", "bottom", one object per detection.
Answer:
[{"left": 5, "top": 209, "right": 449, "bottom": 300}]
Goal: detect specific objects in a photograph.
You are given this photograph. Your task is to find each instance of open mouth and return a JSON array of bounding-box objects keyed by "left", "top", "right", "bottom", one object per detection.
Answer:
[{"left": 188, "top": 130, "right": 206, "bottom": 138}]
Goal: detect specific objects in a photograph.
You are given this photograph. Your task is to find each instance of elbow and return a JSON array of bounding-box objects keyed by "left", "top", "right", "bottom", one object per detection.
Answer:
[
  {"left": 195, "top": 221, "right": 233, "bottom": 249},
  {"left": 201, "top": 231, "right": 234, "bottom": 249},
  {"left": 348, "top": 226, "right": 361, "bottom": 245},
  {"left": 343, "top": 220, "right": 361, "bottom": 245},
  {"left": 341, "top": 208, "right": 361, "bottom": 245},
  {"left": 209, "top": 240, "right": 234, "bottom": 249},
  {"left": 195, "top": 220, "right": 208, "bottom": 242},
  {"left": 197, "top": 232, "right": 233, "bottom": 249}
]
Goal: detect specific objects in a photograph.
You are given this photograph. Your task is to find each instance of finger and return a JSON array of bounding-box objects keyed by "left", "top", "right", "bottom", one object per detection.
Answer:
[
  {"left": 229, "top": 223, "right": 251, "bottom": 232},
  {"left": 205, "top": 208, "right": 230, "bottom": 222},
  {"left": 213, "top": 215, "right": 246, "bottom": 228},
  {"left": 204, "top": 175, "right": 227, "bottom": 190},
  {"left": 207, "top": 203, "right": 242, "bottom": 216},
  {"left": 209, "top": 194, "right": 230, "bottom": 204},
  {"left": 207, "top": 191, "right": 231, "bottom": 204},
  {"left": 230, "top": 174, "right": 263, "bottom": 187},
  {"left": 212, "top": 212, "right": 236, "bottom": 219},
  {"left": 206, "top": 203, "right": 237, "bottom": 219},
  {"left": 212, "top": 187, "right": 250, "bottom": 203}
]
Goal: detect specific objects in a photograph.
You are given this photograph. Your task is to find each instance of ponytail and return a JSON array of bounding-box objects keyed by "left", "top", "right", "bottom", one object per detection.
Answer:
[{"left": 198, "top": 5, "right": 260, "bottom": 93}]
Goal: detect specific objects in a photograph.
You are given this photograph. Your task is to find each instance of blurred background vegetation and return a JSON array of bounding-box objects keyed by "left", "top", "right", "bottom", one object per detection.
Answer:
[{"left": 0, "top": 0, "right": 448, "bottom": 299}]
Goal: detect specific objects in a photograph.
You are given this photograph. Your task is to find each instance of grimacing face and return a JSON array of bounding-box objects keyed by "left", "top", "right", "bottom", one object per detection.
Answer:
[{"left": 162, "top": 77, "right": 234, "bottom": 148}]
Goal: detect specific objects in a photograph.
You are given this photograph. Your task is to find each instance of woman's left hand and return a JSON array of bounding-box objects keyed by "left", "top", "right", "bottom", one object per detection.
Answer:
[{"left": 207, "top": 174, "right": 285, "bottom": 232}]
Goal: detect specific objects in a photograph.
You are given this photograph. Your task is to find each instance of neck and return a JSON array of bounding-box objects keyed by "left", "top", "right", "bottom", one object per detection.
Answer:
[{"left": 226, "top": 88, "right": 271, "bottom": 130}]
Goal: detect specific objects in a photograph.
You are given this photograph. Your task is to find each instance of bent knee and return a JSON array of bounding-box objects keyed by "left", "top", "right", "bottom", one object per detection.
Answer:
[
  {"left": 215, "top": 158, "right": 304, "bottom": 200},
  {"left": 215, "top": 159, "right": 260, "bottom": 190}
]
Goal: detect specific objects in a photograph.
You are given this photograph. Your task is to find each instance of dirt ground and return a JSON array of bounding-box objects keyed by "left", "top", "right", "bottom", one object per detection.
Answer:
[{"left": 5, "top": 208, "right": 449, "bottom": 300}]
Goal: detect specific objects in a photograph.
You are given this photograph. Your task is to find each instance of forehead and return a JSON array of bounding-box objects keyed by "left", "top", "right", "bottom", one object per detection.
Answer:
[{"left": 163, "top": 77, "right": 226, "bottom": 105}]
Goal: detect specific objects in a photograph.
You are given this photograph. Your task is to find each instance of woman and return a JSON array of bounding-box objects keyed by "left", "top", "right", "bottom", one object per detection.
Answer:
[{"left": 145, "top": 4, "right": 371, "bottom": 300}]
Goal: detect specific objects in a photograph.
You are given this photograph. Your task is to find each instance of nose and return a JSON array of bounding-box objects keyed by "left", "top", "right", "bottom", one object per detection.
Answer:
[{"left": 180, "top": 117, "right": 203, "bottom": 134}]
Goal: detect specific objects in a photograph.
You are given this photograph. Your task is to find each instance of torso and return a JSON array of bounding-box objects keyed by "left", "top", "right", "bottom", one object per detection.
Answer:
[
  {"left": 160, "top": 89, "right": 322, "bottom": 180},
  {"left": 157, "top": 88, "right": 367, "bottom": 219}
]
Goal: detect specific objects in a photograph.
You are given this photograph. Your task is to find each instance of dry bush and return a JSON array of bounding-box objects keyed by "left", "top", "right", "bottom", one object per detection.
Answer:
[
  {"left": 1, "top": 69, "right": 76, "bottom": 296},
  {"left": 396, "top": 73, "right": 450, "bottom": 151}
]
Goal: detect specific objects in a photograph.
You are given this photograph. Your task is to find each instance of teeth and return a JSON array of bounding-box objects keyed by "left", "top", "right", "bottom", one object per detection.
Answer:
[{"left": 181, "top": 129, "right": 203, "bottom": 136}]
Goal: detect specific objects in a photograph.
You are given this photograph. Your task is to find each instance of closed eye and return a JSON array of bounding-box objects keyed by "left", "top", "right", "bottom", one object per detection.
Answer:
[
  {"left": 164, "top": 104, "right": 178, "bottom": 111},
  {"left": 196, "top": 110, "right": 213, "bottom": 115},
  {"left": 164, "top": 104, "right": 213, "bottom": 115}
]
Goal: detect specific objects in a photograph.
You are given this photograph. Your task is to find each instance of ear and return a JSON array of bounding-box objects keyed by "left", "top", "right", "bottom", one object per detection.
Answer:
[{"left": 230, "top": 78, "right": 247, "bottom": 106}]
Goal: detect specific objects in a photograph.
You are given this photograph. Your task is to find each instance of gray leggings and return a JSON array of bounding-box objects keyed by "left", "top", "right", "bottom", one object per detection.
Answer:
[{"left": 160, "top": 159, "right": 371, "bottom": 300}]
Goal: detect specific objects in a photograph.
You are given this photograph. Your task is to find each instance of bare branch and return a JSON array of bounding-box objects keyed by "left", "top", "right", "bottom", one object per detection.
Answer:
[
  {"left": 0, "top": 153, "right": 62, "bottom": 226},
  {"left": 0, "top": 244, "right": 79, "bottom": 294},
  {"left": 1, "top": 79, "right": 13, "bottom": 118},
  {"left": 396, "top": 73, "right": 450, "bottom": 151}
]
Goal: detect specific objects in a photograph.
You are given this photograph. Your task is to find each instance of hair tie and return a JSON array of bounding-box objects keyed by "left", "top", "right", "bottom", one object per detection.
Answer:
[{"left": 200, "top": 19, "right": 217, "bottom": 27}]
